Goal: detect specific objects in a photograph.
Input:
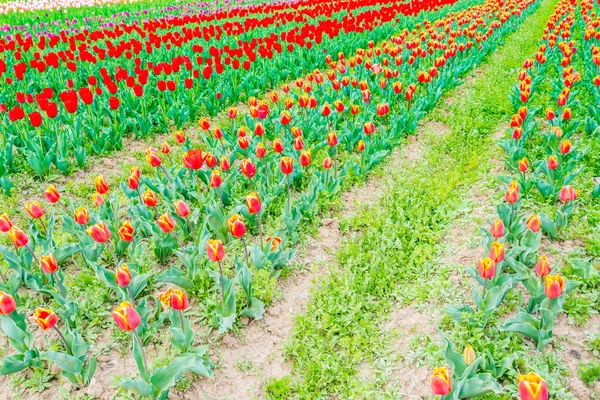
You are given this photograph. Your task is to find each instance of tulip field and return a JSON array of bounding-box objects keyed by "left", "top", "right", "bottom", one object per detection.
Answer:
[{"left": 0, "top": 0, "right": 599, "bottom": 398}]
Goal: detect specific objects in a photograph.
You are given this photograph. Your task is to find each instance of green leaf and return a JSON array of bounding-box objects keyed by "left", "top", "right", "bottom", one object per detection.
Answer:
[
  {"left": 120, "top": 378, "right": 154, "bottom": 396},
  {"left": 0, "top": 354, "right": 31, "bottom": 375},
  {"left": 149, "top": 354, "right": 196, "bottom": 393},
  {"left": 157, "top": 268, "right": 195, "bottom": 292},
  {"left": 43, "top": 351, "right": 84, "bottom": 374},
  {"left": 459, "top": 373, "right": 502, "bottom": 398}
]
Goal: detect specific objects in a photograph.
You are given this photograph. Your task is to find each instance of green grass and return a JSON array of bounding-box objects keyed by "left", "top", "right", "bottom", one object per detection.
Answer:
[{"left": 278, "top": 0, "right": 560, "bottom": 397}]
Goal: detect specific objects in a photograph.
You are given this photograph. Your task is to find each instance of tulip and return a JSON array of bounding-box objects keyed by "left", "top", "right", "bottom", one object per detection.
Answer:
[
  {"left": 44, "top": 186, "right": 60, "bottom": 203},
  {"left": 206, "top": 239, "right": 225, "bottom": 262},
  {"left": 273, "top": 139, "right": 284, "bottom": 153},
  {"left": 363, "top": 122, "right": 375, "bottom": 135},
  {"left": 280, "top": 157, "right": 294, "bottom": 175},
  {"left": 157, "top": 214, "right": 176, "bottom": 233},
  {"left": 40, "top": 254, "right": 58, "bottom": 274},
  {"left": 518, "top": 372, "right": 549, "bottom": 400},
  {"left": 169, "top": 288, "right": 189, "bottom": 310},
  {"left": 559, "top": 186, "right": 578, "bottom": 203},
  {"left": 563, "top": 107, "right": 571, "bottom": 120},
  {"left": 182, "top": 149, "right": 204, "bottom": 170},
  {"left": 357, "top": 140, "right": 365, "bottom": 152},
  {"left": 280, "top": 110, "right": 292, "bottom": 125},
  {"left": 256, "top": 143, "right": 267, "bottom": 158},
  {"left": 205, "top": 153, "right": 217, "bottom": 169},
  {"left": 25, "top": 201, "right": 44, "bottom": 219},
  {"left": 0, "top": 214, "right": 13, "bottom": 232},
  {"left": 74, "top": 207, "right": 89, "bottom": 225},
  {"left": 174, "top": 131, "right": 186, "bottom": 144},
  {"left": 518, "top": 157, "right": 529, "bottom": 173},
  {"left": 112, "top": 301, "right": 141, "bottom": 332},
  {"left": 241, "top": 159, "right": 256, "bottom": 179},
  {"left": 536, "top": 256, "right": 551, "bottom": 277},
  {"left": 505, "top": 187, "right": 518, "bottom": 204},
  {"left": 294, "top": 137, "right": 304, "bottom": 151},
  {"left": 220, "top": 156, "right": 230, "bottom": 171},
  {"left": 8, "top": 226, "right": 29, "bottom": 248},
  {"left": 228, "top": 107, "right": 237, "bottom": 119},
  {"left": 87, "top": 221, "right": 111, "bottom": 243},
  {"left": 95, "top": 175, "right": 109, "bottom": 194},
  {"left": 300, "top": 151, "right": 312, "bottom": 167},
  {"left": 463, "top": 346, "right": 475, "bottom": 365},
  {"left": 34, "top": 307, "right": 58, "bottom": 330},
  {"left": 559, "top": 139, "right": 571, "bottom": 154},
  {"left": 160, "top": 143, "right": 171, "bottom": 154},
  {"left": 431, "top": 367, "right": 452, "bottom": 395},
  {"left": 116, "top": 264, "right": 132, "bottom": 287},
  {"left": 266, "top": 237, "right": 282, "bottom": 251},
  {"left": 119, "top": 221, "right": 134, "bottom": 242},
  {"left": 93, "top": 192, "right": 105, "bottom": 207},
  {"left": 478, "top": 257, "right": 496, "bottom": 280},
  {"left": 143, "top": 190, "right": 158, "bottom": 207},
  {"left": 323, "top": 157, "right": 333, "bottom": 169},
  {"left": 545, "top": 275, "right": 564, "bottom": 299},
  {"left": 246, "top": 193, "right": 262, "bottom": 214},
  {"left": 210, "top": 170, "right": 222, "bottom": 188},
  {"left": 327, "top": 131, "right": 338, "bottom": 147},
  {"left": 547, "top": 155, "right": 558, "bottom": 170},
  {"left": 199, "top": 117, "right": 210, "bottom": 130},
  {"left": 0, "top": 292, "right": 16, "bottom": 315},
  {"left": 228, "top": 214, "right": 246, "bottom": 238},
  {"left": 489, "top": 241, "right": 505, "bottom": 263},
  {"left": 526, "top": 215, "right": 541, "bottom": 232}
]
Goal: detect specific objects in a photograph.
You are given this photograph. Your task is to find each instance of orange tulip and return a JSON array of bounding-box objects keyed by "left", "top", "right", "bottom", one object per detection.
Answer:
[
  {"left": 0, "top": 291, "right": 16, "bottom": 315},
  {"left": 431, "top": 366, "right": 452, "bottom": 395},
  {"left": 246, "top": 193, "right": 261, "bottom": 214},
  {"left": 169, "top": 288, "right": 189, "bottom": 310},
  {"left": 182, "top": 149, "right": 204, "bottom": 170},
  {"left": 40, "top": 254, "right": 58, "bottom": 274},
  {"left": 280, "top": 156, "right": 294, "bottom": 175},
  {"left": 518, "top": 372, "right": 548, "bottom": 400},
  {"left": 157, "top": 214, "right": 176, "bottom": 233},
  {"left": 0, "top": 214, "right": 13, "bottom": 232},
  {"left": 518, "top": 157, "right": 529, "bottom": 172},
  {"left": 44, "top": 185, "right": 60, "bottom": 203},
  {"left": 25, "top": 201, "right": 44, "bottom": 219},
  {"left": 8, "top": 226, "right": 29, "bottom": 248},
  {"left": 143, "top": 190, "right": 158, "bottom": 207},
  {"left": 478, "top": 257, "right": 496, "bottom": 279},
  {"left": 119, "top": 221, "right": 134, "bottom": 242},
  {"left": 327, "top": 131, "right": 338, "bottom": 147},
  {"left": 206, "top": 239, "right": 225, "bottom": 262},
  {"left": 34, "top": 307, "right": 58, "bottom": 330},
  {"left": 547, "top": 155, "right": 558, "bottom": 170},
  {"left": 266, "top": 236, "right": 282, "bottom": 251},
  {"left": 545, "top": 275, "right": 564, "bottom": 299},
  {"left": 87, "top": 221, "right": 111, "bottom": 243},
  {"left": 559, "top": 139, "right": 571, "bottom": 154},
  {"left": 174, "top": 130, "right": 186, "bottom": 144},
  {"left": 526, "top": 215, "right": 541, "bottom": 232},
  {"left": 74, "top": 207, "right": 89, "bottom": 225},
  {"left": 112, "top": 301, "right": 141, "bottom": 332},
  {"left": 115, "top": 264, "right": 132, "bottom": 286},
  {"left": 95, "top": 175, "right": 109, "bottom": 194},
  {"left": 463, "top": 345, "right": 475, "bottom": 365},
  {"left": 489, "top": 241, "right": 505, "bottom": 263},
  {"left": 228, "top": 214, "right": 246, "bottom": 238}
]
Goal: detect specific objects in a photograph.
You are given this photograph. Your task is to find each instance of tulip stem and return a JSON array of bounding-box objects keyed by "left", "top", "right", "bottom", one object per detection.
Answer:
[
  {"left": 136, "top": 187, "right": 143, "bottom": 205},
  {"left": 127, "top": 285, "right": 136, "bottom": 307},
  {"left": 133, "top": 330, "right": 149, "bottom": 379},
  {"left": 241, "top": 237, "right": 250, "bottom": 268},
  {"left": 171, "top": 231, "right": 185, "bottom": 249},
  {"left": 39, "top": 220, "right": 48, "bottom": 237},
  {"left": 257, "top": 213, "right": 264, "bottom": 246},
  {"left": 53, "top": 272, "right": 67, "bottom": 298},
  {"left": 482, "top": 278, "right": 488, "bottom": 300},
  {"left": 53, "top": 326, "right": 72, "bottom": 356},
  {"left": 287, "top": 174, "right": 292, "bottom": 215},
  {"left": 184, "top": 216, "right": 194, "bottom": 240},
  {"left": 217, "top": 260, "right": 225, "bottom": 307},
  {"left": 0, "top": 268, "right": 7, "bottom": 283},
  {"left": 178, "top": 309, "right": 185, "bottom": 332},
  {"left": 24, "top": 244, "right": 39, "bottom": 262}
]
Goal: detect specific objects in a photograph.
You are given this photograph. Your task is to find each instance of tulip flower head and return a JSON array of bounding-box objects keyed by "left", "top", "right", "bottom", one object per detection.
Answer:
[
  {"left": 8, "top": 226, "right": 29, "bottom": 248},
  {"left": 246, "top": 193, "right": 262, "bottom": 214},
  {"left": 143, "top": 190, "right": 158, "bottom": 207},
  {"left": 0, "top": 292, "right": 16, "bottom": 315},
  {"left": 119, "top": 221, "right": 135, "bottom": 242},
  {"left": 112, "top": 301, "right": 141, "bottom": 332},
  {"left": 44, "top": 185, "right": 60, "bottom": 203},
  {"left": 489, "top": 241, "right": 505, "bottom": 263},
  {"left": 174, "top": 200, "right": 191, "bottom": 218},
  {"left": 0, "top": 214, "right": 13, "bottom": 232},
  {"left": 170, "top": 288, "right": 189, "bottom": 310},
  {"left": 95, "top": 175, "right": 109, "bottom": 194},
  {"left": 206, "top": 239, "right": 225, "bottom": 262},
  {"left": 280, "top": 157, "right": 294, "bottom": 175},
  {"left": 157, "top": 214, "right": 176, "bottom": 233},
  {"left": 526, "top": 215, "right": 541, "bottom": 232},
  {"left": 74, "top": 207, "right": 89, "bottom": 225},
  {"left": 266, "top": 236, "right": 282, "bottom": 251},
  {"left": 116, "top": 264, "right": 132, "bottom": 287},
  {"left": 228, "top": 214, "right": 246, "bottom": 238},
  {"left": 545, "top": 275, "right": 564, "bottom": 299},
  {"left": 40, "top": 254, "right": 58, "bottom": 274},
  {"left": 300, "top": 151, "right": 312, "bottom": 167},
  {"left": 34, "top": 307, "right": 58, "bottom": 330},
  {"left": 431, "top": 366, "right": 452, "bottom": 395},
  {"left": 463, "top": 345, "right": 475, "bottom": 365},
  {"left": 478, "top": 257, "right": 496, "bottom": 279},
  {"left": 518, "top": 372, "right": 549, "bottom": 400},
  {"left": 25, "top": 201, "right": 45, "bottom": 219},
  {"left": 87, "top": 221, "right": 111, "bottom": 243},
  {"left": 536, "top": 256, "right": 551, "bottom": 277}
]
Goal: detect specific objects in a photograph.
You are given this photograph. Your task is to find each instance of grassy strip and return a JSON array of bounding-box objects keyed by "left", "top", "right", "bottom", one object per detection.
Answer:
[{"left": 272, "top": 0, "right": 560, "bottom": 397}]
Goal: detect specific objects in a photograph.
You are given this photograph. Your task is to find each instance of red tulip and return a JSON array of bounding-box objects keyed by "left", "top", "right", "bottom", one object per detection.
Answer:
[
  {"left": 119, "top": 221, "right": 134, "bottom": 242},
  {"left": 8, "top": 226, "right": 29, "bottom": 248},
  {"left": 246, "top": 193, "right": 261, "bottom": 214},
  {"left": 112, "top": 301, "right": 141, "bottom": 332},
  {"left": 44, "top": 186, "right": 60, "bottom": 203},
  {"left": 518, "top": 372, "right": 548, "bottom": 400},
  {"left": 34, "top": 307, "right": 58, "bottom": 330},
  {"left": 157, "top": 214, "right": 176, "bottom": 233},
  {"left": 0, "top": 214, "right": 13, "bottom": 232},
  {"left": 74, "top": 207, "right": 89, "bottom": 225},
  {"left": 95, "top": 175, "right": 109, "bottom": 194},
  {"left": 174, "top": 200, "right": 191, "bottom": 217},
  {"left": 478, "top": 257, "right": 496, "bottom": 279},
  {"left": 87, "top": 221, "right": 111, "bottom": 243},
  {"left": 116, "top": 264, "right": 132, "bottom": 287},
  {"left": 40, "top": 254, "right": 58, "bottom": 274},
  {"left": 536, "top": 256, "right": 551, "bottom": 277},
  {"left": 169, "top": 288, "right": 189, "bottom": 310},
  {"left": 431, "top": 367, "right": 452, "bottom": 395},
  {"left": 182, "top": 149, "right": 204, "bottom": 170},
  {"left": 280, "top": 156, "right": 294, "bottom": 175},
  {"left": 206, "top": 239, "right": 225, "bottom": 262},
  {"left": 228, "top": 214, "right": 246, "bottom": 238},
  {"left": 0, "top": 292, "right": 16, "bottom": 315},
  {"left": 25, "top": 201, "right": 44, "bottom": 219}
]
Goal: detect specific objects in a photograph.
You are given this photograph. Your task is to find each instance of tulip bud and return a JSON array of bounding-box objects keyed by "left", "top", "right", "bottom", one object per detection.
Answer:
[
  {"left": 44, "top": 185, "right": 60, "bottom": 203},
  {"left": 536, "top": 256, "right": 551, "bottom": 277},
  {"left": 143, "top": 190, "right": 158, "bottom": 207},
  {"left": 87, "top": 221, "right": 111, "bottom": 243},
  {"left": 547, "top": 155, "right": 558, "bottom": 170},
  {"left": 546, "top": 108, "right": 555, "bottom": 121},
  {"left": 174, "top": 131, "right": 186, "bottom": 144},
  {"left": 157, "top": 214, "right": 176, "bottom": 233},
  {"left": 478, "top": 257, "right": 496, "bottom": 279},
  {"left": 246, "top": 193, "right": 261, "bottom": 214},
  {"left": 25, "top": 201, "right": 45, "bottom": 219},
  {"left": 206, "top": 239, "right": 225, "bottom": 262},
  {"left": 198, "top": 117, "right": 210, "bottom": 130},
  {"left": 431, "top": 367, "right": 452, "bottom": 395},
  {"left": 505, "top": 187, "right": 519, "bottom": 204},
  {"left": 119, "top": 221, "right": 134, "bottom": 242},
  {"left": 280, "top": 156, "right": 294, "bottom": 175},
  {"left": 280, "top": 110, "right": 292, "bottom": 125},
  {"left": 228, "top": 107, "right": 237, "bottom": 119},
  {"left": 112, "top": 301, "right": 141, "bottom": 332},
  {"left": 526, "top": 215, "right": 541, "bottom": 232},
  {"left": 294, "top": 136, "right": 304, "bottom": 151},
  {"left": 95, "top": 175, "right": 109, "bottom": 194},
  {"left": 40, "top": 254, "right": 58, "bottom": 274},
  {"left": 489, "top": 241, "right": 505, "bottom": 263},
  {"left": 559, "top": 185, "right": 578, "bottom": 203},
  {"left": 213, "top": 126, "right": 223, "bottom": 139},
  {"left": 300, "top": 151, "right": 312, "bottom": 167},
  {"left": 518, "top": 372, "right": 549, "bottom": 400},
  {"left": 170, "top": 288, "right": 189, "bottom": 310},
  {"left": 93, "top": 192, "right": 105, "bottom": 207},
  {"left": 116, "top": 264, "right": 132, "bottom": 286},
  {"left": 0, "top": 291, "right": 16, "bottom": 315},
  {"left": 518, "top": 157, "right": 529, "bottom": 172},
  {"left": 357, "top": 140, "right": 365, "bottom": 152},
  {"left": 241, "top": 159, "right": 256, "bottom": 178},
  {"left": 463, "top": 345, "right": 475, "bottom": 365},
  {"left": 220, "top": 156, "right": 230, "bottom": 171},
  {"left": 210, "top": 170, "right": 222, "bottom": 188},
  {"left": 228, "top": 214, "right": 246, "bottom": 238},
  {"left": 34, "top": 307, "right": 58, "bottom": 330},
  {"left": 559, "top": 139, "right": 571, "bottom": 154},
  {"left": 160, "top": 142, "right": 171, "bottom": 154},
  {"left": 74, "top": 207, "right": 89, "bottom": 225},
  {"left": 0, "top": 214, "right": 13, "bottom": 232},
  {"left": 363, "top": 122, "right": 375, "bottom": 135},
  {"left": 323, "top": 157, "right": 333, "bottom": 169},
  {"left": 327, "top": 131, "right": 338, "bottom": 147},
  {"left": 8, "top": 226, "right": 29, "bottom": 248},
  {"left": 174, "top": 200, "right": 191, "bottom": 217},
  {"left": 273, "top": 138, "right": 284, "bottom": 153},
  {"left": 266, "top": 236, "right": 282, "bottom": 251}
]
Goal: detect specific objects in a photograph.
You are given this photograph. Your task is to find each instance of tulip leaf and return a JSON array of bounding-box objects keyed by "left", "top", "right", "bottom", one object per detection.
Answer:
[
  {"left": 120, "top": 378, "right": 154, "bottom": 396},
  {"left": 149, "top": 354, "right": 197, "bottom": 392},
  {"left": 157, "top": 268, "right": 195, "bottom": 292},
  {"left": 458, "top": 373, "right": 502, "bottom": 398},
  {"left": 0, "top": 354, "right": 32, "bottom": 375},
  {"left": 54, "top": 243, "right": 81, "bottom": 263},
  {"left": 43, "top": 351, "right": 84, "bottom": 374}
]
